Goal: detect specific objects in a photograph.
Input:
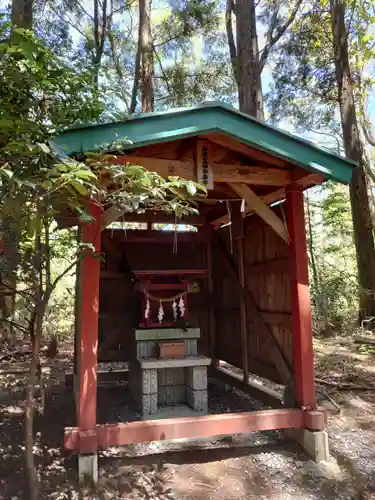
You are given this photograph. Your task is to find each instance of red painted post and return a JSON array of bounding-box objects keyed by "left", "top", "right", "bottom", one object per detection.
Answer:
[
  {"left": 78, "top": 201, "right": 101, "bottom": 432},
  {"left": 286, "top": 185, "right": 316, "bottom": 410}
]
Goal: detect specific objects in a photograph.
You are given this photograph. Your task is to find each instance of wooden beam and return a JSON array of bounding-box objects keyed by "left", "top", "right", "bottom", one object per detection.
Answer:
[
  {"left": 112, "top": 156, "right": 292, "bottom": 186},
  {"left": 64, "top": 408, "right": 305, "bottom": 451},
  {"left": 286, "top": 185, "right": 316, "bottom": 409},
  {"left": 206, "top": 228, "right": 217, "bottom": 366},
  {"left": 213, "top": 366, "right": 284, "bottom": 408},
  {"left": 101, "top": 208, "right": 206, "bottom": 230},
  {"left": 101, "top": 205, "right": 123, "bottom": 229},
  {"left": 214, "top": 163, "right": 290, "bottom": 185},
  {"left": 230, "top": 183, "right": 289, "bottom": 243},
  {"left": 103, "top": 229, "right": 207, "bottom": 244}
]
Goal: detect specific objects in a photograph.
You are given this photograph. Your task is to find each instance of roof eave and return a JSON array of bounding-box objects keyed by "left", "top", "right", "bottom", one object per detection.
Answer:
[{"left": 53, "top": 103, "right": 355, "bottom": 185}]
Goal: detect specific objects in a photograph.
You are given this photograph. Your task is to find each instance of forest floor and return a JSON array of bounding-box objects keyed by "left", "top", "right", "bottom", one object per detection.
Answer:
[{"left": 1, "top": 338, "right": 375, "bottom": 500}]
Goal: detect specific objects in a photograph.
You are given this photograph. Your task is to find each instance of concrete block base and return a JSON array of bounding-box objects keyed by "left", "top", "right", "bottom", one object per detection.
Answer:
[
  {"left": 285, "top": 428, "right": 329, "bottom": 462},
  {"left": 141, "top": 393, "right": 158, "bottom": 415},
  {"left": 186, "top": 386, "right": 208, "bottom": 412},
  {"left": 78, "top": 453, "right": 98, "bottom": 484}
]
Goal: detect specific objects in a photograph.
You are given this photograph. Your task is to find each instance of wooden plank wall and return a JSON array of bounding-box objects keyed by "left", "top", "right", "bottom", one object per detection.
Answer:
[
  {"left": 214, "top": 205, "right": 292, "bottom": 384},
  {"left": 98, "top": 229, "right": 210, "bottom": 361}
]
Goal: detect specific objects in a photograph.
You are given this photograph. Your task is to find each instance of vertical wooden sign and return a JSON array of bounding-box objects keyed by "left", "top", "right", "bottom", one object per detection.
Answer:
[{"left": 196, "top": 140, "right": 214, "bottom": 190}]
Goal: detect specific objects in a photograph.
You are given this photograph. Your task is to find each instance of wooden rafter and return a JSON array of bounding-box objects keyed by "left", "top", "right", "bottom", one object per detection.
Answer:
[
  {"left": 202, "top": 133, "right": 286, "bottom": 166},
  {"left": 230, "top": 183, "right": 289, "bottom": 243}
]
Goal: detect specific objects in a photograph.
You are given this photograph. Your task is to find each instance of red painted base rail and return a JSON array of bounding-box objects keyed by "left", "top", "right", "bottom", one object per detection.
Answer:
[{"left": 65, "top": 408, "right": 311, "bottom": 453}]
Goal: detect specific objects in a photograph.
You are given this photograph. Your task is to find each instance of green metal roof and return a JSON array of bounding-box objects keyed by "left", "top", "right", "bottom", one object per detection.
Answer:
[{"left": 52, "top": 102, "right": 355, "bottom": 184}]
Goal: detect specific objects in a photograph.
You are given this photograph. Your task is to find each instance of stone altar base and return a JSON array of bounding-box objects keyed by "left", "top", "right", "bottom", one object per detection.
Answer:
[{"left": 129, "top": 350, "right": 211, "bottom": 417}]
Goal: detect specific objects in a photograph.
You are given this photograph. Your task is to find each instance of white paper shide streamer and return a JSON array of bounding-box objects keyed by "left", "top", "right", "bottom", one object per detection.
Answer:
[
  {"left": 144, "top": 297, "right": 150, "bottom": 320},
  {"left": 178, "top": 295, "right": 185, "bottom": 317},
  {"left": 172, "top": 299, "right": 178, "bottom": 321},
  {"left": 158, "top": 302, "right": 164, "bottom": 323}
]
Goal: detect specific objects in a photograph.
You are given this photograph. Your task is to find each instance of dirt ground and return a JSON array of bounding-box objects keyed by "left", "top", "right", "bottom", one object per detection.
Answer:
[{"left": 1, "top": 338, "right": 375, "bottom": 500}]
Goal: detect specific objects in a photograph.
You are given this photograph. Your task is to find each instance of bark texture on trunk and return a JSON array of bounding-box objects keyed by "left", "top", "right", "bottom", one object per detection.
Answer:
[
  {"left": 139, "top": 0, "right": 154, "bottom": 113},
  {"left": 331, "top": 0, "right": 375, "bottom": 319},
  {"left": 92, "top": 0, "right": 107, "bottom": 87},
  {"left": 235, "top": 0, "right": 264, "bottom": 119},
  {"left": 25, "top": 317, "right": 41, "bottom": 500},
  {"left": 130, "top": 23, "right": 142, "bottom": 114},
  {"left": 11, "top": 0, "right": 33, "bottom": 30},
  {"left": 226, "top": 0, "right": 238, "bottom": 86}
]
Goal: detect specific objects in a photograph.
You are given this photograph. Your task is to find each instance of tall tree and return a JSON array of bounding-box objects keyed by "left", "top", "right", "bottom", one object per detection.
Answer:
[
  {"left": 139, "top": 0, "right": 154, "bottom": 112},
  {"left": 152, "top": 0, "right": 228, "bottom": 108},
  {"left": 268, "top": 0, "right": 375, "bottom": 319},
  {"left": 234, "top": 0, "right": 263, "bottom": 117},
  {"left": 226, "top": 0, "right": 302, "bottom": 118},
  {"left": 330, "top": 0, "right": 375, "bottom": 318}
]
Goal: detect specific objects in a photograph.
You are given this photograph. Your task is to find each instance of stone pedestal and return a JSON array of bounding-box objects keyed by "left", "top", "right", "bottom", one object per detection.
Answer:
[
  {"left": 129, "top": 346, "right": 211, "bottom": 417},
  {"left": 186, "top": 365, "right": 208, "bottom": 412},
  {"left": 129, "top": 362, "right": 158, "bottom": 415}
]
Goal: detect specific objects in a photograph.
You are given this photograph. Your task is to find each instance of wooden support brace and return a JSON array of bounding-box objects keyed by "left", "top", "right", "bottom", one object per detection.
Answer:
[
  {"left": 213, "top": 173, "right": 324, "bottom": 228},
  {"left": 230, "top": 183, "right": 289, "bottom": 243},
  {"left": 212, "top": 366, "right": 284, "bottom": 408}
]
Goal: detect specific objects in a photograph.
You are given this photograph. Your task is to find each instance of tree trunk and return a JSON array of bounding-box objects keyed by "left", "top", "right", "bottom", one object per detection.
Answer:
[
  {"left": 11, "top": 0, "right": 33, "bottom": 31},
  {"left": 92, "top": 0, "right": 107, "bottom": 87},
  {"left": 139, "top": 0, "right": 154, "bottom": 112},
  {"left": 235, "top": 0, "right": 264, "bottom": 119},
  {"left": 26, "top": 204, "right": 43, "bottom": 500},
  {"left": 226, "top": 0, "right": 238, "bottom": 86},
  {"left": 130, "top": 23, "right": 142, "bottom": 114},
  {"left": 330, "top": 0, "right": 375, "bottom": 319},
  {"left": 25, "top": 316, "right": 41, "bottom": 500}
]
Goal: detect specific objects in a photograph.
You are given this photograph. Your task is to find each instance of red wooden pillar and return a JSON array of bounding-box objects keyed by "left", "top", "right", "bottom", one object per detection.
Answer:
[
  {"left": 78, "top": 201, "right": 101, "bottom": 436},
  {"left": 286, "top": 185, "right": 316, "bottom": 410}
]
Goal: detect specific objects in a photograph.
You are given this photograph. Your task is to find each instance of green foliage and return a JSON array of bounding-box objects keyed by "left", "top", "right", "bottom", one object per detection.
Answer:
[
  {"left": 267, "top": 0, "right": 375, "bottom": 142},
  {"left": 0, "top": 27, "right": 205, "bottom": 343},
  {"left": 154, "top": 2, "right": 235, "bottom": 108},
  {"left": 306, "top": 184, "right": 359, "bottom": 333}
]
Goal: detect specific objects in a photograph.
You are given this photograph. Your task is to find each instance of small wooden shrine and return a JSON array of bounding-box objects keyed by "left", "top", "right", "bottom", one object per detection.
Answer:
[{"left": 53, "top": 103, "right": 355, "bottom": 481}]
